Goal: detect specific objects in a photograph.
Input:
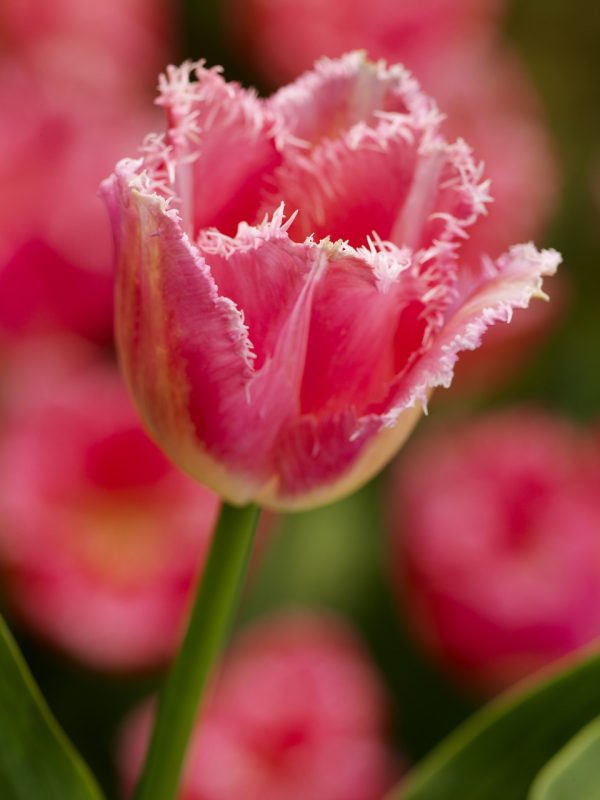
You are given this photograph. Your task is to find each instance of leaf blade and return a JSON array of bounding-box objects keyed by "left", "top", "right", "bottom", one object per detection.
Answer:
[
  {"left": 388, "top": 646, "right": 600, "bottom": 800},
  {"left": 529, "top": 715, "right": 600, "bottom": 800},
  {"left": 0, "top": 616, "right": 104, "bottom": 800}
]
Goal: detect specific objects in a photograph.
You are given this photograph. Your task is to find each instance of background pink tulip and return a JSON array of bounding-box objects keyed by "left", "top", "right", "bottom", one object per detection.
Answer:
[
  {"left": 119, "top": 613, "right": 398, "bottom": 800},
  {"left": 0, "top": 0, "right": 172, "bottom": 346},
  {"left": 0, "top": 63, "right": 157, "bottom": 345},
  {"left": 388, "top": 409, "right": 600, "bottom": 692},
  {"left": 103, "top": 54, "right": 559, "bottom": 510},
  {"left": 224, "top": 0, "right": 505, "bottom": 88},
  {"left": 0, "top": 340, "right": 219, "bottom": 671},
  {"left": 0, "top": 0, "right": 170, "bottom": 96}
]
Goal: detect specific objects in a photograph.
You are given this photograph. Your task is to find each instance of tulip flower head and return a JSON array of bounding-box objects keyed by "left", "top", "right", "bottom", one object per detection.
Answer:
[
  {"left": 389, "top": 410, "right": 600, "bottom": 692},
  {"left": 119, "top": 613, "right": 397, "bottom": 800},
  {"left": 103, "top": 53, "right": 560, "bottom": 510}
]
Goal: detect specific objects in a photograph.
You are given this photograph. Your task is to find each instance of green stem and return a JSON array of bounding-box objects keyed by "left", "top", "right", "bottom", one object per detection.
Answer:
[{"left": 134, "top": 502, "right": 260, "bottom": 800}]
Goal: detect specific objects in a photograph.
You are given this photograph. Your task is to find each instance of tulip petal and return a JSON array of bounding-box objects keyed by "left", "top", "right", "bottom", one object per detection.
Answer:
[
  {"left": 102, "top": 161, "right": 263, "bottom": 498},
  {"left": 267, "top": 86, "right": 489, "bottom": 253},
  {"left": 263, "top": 243, "right": 559, "bottom": 509},
  {"left": 268, "top": 51, "right": 436, "bottom": 147},
  {"left": 264, "top": 402, "right": 424, "bottom": 509},
  {"left": 153, "top": 63, "right": 282, "bottom": 237},
  {"left": 196, "top": 205, "right": 311, "bottom": 371},
  {"left": 297, "top": 239, "right": 454, "bottom": 418},
  {"left": 383, "top": 243, "right": 562, "bottom": 421},
  {"left": 194, "top": 214, "right": 326, "bottom": 481}
]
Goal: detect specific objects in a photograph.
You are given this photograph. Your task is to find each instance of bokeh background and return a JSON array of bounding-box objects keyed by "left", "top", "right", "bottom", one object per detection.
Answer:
[{"left": 1, "top": 0, "right": 600, "bottom": 796}]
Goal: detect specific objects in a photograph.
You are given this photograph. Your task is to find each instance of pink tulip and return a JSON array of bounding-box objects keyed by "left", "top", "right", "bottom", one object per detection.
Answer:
[
  {"left": 389, "top": 410, "right": 600, "bottom": 692},
  {"left": 119, "top": 613, "right": 397, "bottom": 800},
  {"left": 102, "top": 54, "right": 560, "bottom": 510},
  {"left": 0, "top": 340, "right": 219, "bottom": 670}
]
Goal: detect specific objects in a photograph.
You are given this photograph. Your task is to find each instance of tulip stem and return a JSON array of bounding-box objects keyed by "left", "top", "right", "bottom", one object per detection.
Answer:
[{"left": 133, "top": 501, "right": 260, "bottom": 800}]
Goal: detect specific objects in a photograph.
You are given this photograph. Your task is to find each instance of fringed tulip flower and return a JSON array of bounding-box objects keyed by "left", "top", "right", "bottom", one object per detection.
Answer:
[
  {"left": 0, "top": 341, "right": 218, "bottom": 670},
  {"left": 119, "top": 613, "right": 397, "bottom": 800},
  {"left": 389, "top": 410, "right": 600, "bottom": 693},
  {"left": 102, "top": 54, "right": 560, "bottom": 510}
]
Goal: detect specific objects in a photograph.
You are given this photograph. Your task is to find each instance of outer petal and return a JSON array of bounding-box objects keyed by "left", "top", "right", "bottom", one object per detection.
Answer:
[
  {"left": 384, "top": 243, "right": 562, "bottom": 421},
  {"left": 104, "top": 164, "right": 358, "bottom": 506},
  {"left": 102, "top": 160, "right": 261, "bottom": 502},
  {"left": 264, "top": 404, "right": 423, "bottom": 510}
]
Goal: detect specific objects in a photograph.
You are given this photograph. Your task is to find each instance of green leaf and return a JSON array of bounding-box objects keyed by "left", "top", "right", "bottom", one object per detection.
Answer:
[
  {"left": 388, "top": 646, "right": 600, "bottom": 800},
  {"left": 529, "top": 715, "right": 600, "bottom": 800},
  {"left": 0, "top": 616, "right": 104, "bottom": 800}
]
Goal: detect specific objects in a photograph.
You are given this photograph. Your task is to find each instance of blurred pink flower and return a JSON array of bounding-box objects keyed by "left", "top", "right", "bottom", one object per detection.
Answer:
[
  {"left": 0, "top": 61, "right": 161, "bottom": 345},
  {"left": 102, "top": 54, "right": 559, "bottom": 510},
  {"left": 0, "top": 340, "right": 219, "bottom": 671},
  {"left": 225, "top": 0, "right": 505, "bottom": 89},
  {"left": 0, "top": 0, "right": 170, "bottom": 96},
  {"left": 119, "top": 613, "right": 397, "bottom": 800},
  {"left": 0, "top": 0, "right": 172, "bottom": 345},
  {"left": 389, "top": 410, "right": 600, "bottom": 692}
]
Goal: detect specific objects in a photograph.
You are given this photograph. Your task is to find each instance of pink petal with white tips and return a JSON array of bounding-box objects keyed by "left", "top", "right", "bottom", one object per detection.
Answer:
[
  {"left": 261, "top": 54, "right": 490, "bottom": 254},
  {"left": 387, "top": 243, "right": 562, "bottom": 418},
  {"left": 267, "top": 52, "right": 436, "bottom": 145},
  {"left": 266, "top": 243, "right": 560, "bottom": 507},
  {"left": 156, "top": 62, "right": 282, "bottom": 237}
]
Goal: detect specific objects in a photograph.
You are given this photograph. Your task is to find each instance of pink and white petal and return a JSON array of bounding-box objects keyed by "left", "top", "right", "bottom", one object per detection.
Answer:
[
  {"left": 195, "top": 228, "right": 327, "bottom": 482},
  {"left": 265, "top": 118, "right": 489, "bottom": 254},
  {"left": 384, "top": 243, "right": 562, "bottom": 419},
  {"left": 267, "top": 51, "right": 439, "bottom": 148},
  {"left": 268, "top": 131, "right": 419, "bottom": 247},
  {"left": 262, "top": 404, "right": 423, "bottom": 510},
  {"left": 102, "top": 161, "right": 268, "bottom": 500},
  {"left": 297, "top": 241, "right": 444, "bottom": 419},
  {"left": 152, "top": 63, "right": 282, "bottom": 237},
  {"left": 197, "top": 206, "right": 314, "bottom": 371},
  {"left": 104, "top": 172, "right": 345, "bottom": 504},
  {"left": 266, "top": 244, "right": 559, "bottom": 509}
]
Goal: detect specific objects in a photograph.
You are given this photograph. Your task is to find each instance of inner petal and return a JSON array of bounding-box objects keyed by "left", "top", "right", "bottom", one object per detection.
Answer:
[
  {"left": 268, "top": 52, "right": 417, "bottom": 147},
  {"left": 158, "top": 64, "right": 282, "bottom": 237},
  {"left": 299, "top": 253, "right": 425, "bottom": 417},
  {"left": 268, "top": 131, "right": 488, "bottom": 255},
  {"left": 269, "top": 134, "right": 419, "bottom": 247},
  {"left": 197, "top": 224, "right": 314, "bottom": 371}
]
